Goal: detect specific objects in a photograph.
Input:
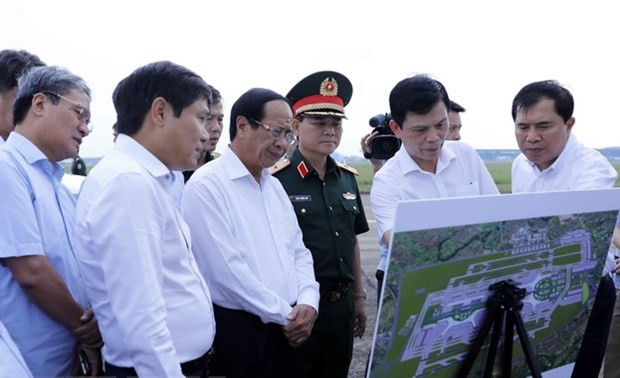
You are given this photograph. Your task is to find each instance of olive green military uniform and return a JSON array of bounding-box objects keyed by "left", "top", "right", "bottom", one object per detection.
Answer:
[{"left": 273, "top": 148, "right": 369, "bottom": 377}]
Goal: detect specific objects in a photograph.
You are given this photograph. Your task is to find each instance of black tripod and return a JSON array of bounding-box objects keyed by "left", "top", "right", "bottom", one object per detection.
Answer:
[{"left": 457, "top": 280, "right": 542, "bottom": 378}]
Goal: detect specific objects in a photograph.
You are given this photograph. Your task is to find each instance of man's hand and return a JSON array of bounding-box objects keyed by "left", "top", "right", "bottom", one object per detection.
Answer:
[
  {"left": 72, "top": 308, "right": 103, "bottom": 348},
  {"left": 354, "top": 298, "right": 368, "bottom": 338},
  {"left": 80, "top": 346, "right": 102, "bottom": 376},
  {"left": 282, "top": 304, "right": 317, "bottom": 348}
]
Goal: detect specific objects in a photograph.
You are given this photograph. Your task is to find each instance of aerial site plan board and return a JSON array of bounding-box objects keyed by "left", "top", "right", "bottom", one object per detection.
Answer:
[{"left": 368, "top": 188, "right": 620, "bottom": 378}]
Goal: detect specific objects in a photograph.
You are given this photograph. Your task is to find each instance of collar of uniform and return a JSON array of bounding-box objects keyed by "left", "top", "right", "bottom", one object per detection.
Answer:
[{"left": 290, "top": 148, "right": 340, "bottom": 179}]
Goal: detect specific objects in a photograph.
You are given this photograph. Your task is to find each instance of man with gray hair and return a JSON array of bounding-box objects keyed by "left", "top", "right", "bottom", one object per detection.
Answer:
[{"left": 0, "top": 65, "right": 101, "bottom": 376}]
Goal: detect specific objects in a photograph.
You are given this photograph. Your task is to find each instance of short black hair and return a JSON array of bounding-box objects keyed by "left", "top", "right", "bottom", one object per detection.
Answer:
[
  {"left": 389, "top": 74, "right": 450, "bottom": 127},
  {"left": 0, "top": 49, "right": 46, "bottom": 94},
  {"left": 112, "top": 61, "right": 212, "bottom": 136},
  {"left": 228, "top": 88, "right": 288, "bottom": 141},
  {"left": 449, "top": 100, "right": 466, "bottom": 113},
  {"left": 511, "top": 80, "right": 574, "bottom": 123}
]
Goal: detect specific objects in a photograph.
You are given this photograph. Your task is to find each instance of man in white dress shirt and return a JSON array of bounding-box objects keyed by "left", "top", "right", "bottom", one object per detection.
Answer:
[
  {"left": 74, "top": 61, "right": 216, "bottom": 378},
  {"left": 0, "top": 65, "right": 102, "bottom": 376},
  {"left": 370, "top": 74, "right": 499, "bottom": 301},
  {"left": 510, "top": 80, "right": 618, "bottom": 377},
  {"left": 183, "top": 87, "right": 320, "bottom": 378}
]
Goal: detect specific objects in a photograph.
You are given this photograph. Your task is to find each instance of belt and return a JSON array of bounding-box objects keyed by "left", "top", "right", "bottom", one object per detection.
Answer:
[
  {"left": 320, "top": 282, "right": 351, "bottom": 302},
  {"left": 105, "top": 347, "right": 214, "bottom": 376},
  {"left": 181, "top": 347, "right": 214, "bottom": 373}
]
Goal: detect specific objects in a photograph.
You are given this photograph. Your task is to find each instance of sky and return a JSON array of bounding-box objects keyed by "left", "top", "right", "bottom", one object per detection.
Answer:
[{"left": 3, "top": 0, "right": 619, "bottom": 158}]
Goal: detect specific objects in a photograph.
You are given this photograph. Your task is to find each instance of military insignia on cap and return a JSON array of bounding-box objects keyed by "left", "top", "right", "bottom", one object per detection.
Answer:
[
  {"left": 342, "top": 192, "right": 356, "bottom": 200},
  {"left": 320, "top": 77, "right": 338, "bottom": 97},
  {"left": 286, "top": 70, "right": 353, "bottom": 118}
]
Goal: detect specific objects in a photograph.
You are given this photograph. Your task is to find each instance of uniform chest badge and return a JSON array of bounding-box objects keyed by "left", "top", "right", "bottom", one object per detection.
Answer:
[
  {"left": 342, "top": 192, "right": 356, "bottom": 200},
  {"left": 290, "top": 195, "right": 312, "bottom": 202}
]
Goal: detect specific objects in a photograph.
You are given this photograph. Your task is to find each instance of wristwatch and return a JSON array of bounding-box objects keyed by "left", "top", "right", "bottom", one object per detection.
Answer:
[{"left": 352, "top": 289, "right": 367, "bottom": 300}]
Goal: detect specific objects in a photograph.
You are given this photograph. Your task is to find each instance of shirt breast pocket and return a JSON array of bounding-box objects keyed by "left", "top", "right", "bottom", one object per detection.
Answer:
[
  {"left": 453, "top": 181, "right": 480, "bottom": 197},
  {"left": 292, "top": 199, "right": 320, "bottom": 218},
  {"left": 340, "top": 198, "right": 360, "bottom": 215}
]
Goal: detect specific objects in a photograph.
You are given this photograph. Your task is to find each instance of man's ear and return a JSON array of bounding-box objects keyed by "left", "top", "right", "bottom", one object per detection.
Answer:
[
  {"left": 389, "top": 119, "right": 402, "bottom": 138},
  {"left": 31, "top": 92, "right": 48, "bottom": 117},
  {"left": 149, "top": 97, "right": 168, "bottom": 126},
  {"left": 566, "top": 117, "right": 575, "bottom": 133},
  {"left": 236, "top": 115, "right": 251, "bottom": 135},
  {"left": 292, "top": 118, "right": 301, "bottom": 136}
]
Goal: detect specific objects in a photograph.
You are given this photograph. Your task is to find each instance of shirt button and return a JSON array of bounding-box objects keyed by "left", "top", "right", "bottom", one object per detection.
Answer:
[
  {"left": 335, "top": 231, "right": 339, "bottom": 237},
  {"left": 301, "top": 208, "right": 306, "bottom": 214},
  {"left": 353, "top": 206, "right": 357, "bottom": 210},
  {"left": 329, "top": 206, "right": 333, "bottom": 211}
]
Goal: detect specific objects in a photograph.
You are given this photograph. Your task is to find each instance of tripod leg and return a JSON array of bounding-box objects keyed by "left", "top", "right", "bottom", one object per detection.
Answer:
[
  {"left": 503, "top": 309, "right": 515, "bottom": 378},
  {"left": 512, "top": 309, "right": 542, "bottom": 378},
  {"left": 457, "top": 303, "right": 500, "bottom": 378},
  {"left": 484, "top": 308, "right": 505, "bottom": 378}
]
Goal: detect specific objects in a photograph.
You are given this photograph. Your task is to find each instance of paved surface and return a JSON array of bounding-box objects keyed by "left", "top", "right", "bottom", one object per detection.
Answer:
[{"left": 348, "top": 194, "right": 380, "bottom": 378}]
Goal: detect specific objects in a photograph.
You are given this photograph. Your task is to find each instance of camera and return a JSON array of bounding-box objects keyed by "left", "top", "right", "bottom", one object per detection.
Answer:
[{"left": 367, "top": 113, "right": 401, "bottom": 160}]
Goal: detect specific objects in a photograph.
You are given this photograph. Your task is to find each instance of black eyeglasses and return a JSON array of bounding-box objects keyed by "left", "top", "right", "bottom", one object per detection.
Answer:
[
  {"left": 43, "top": 91, "right": 92, "bottom": 132},
  {"left": 250, "top": 119, "right": 296, "bottom": 145}
]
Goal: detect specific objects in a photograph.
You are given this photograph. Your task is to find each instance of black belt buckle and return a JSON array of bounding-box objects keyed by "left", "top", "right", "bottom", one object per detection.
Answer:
[
  {"left": 181, "top": 347, "right": 214, "bottom": 374},
  {"left": 326, "top": 282, "right": 351, "bottom": 302},
  {"left": 330, "top": 290, "right": 343, "bottom": 301}
]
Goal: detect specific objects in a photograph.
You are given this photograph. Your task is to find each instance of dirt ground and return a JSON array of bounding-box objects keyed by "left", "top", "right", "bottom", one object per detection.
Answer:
[{"left": 348, "top": 194, "right": 380, "bottom": 378}]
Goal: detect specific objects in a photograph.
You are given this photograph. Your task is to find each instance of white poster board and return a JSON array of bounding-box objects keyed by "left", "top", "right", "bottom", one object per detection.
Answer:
[{"left": 368, "top": 189, "right": 620, "bottom": 378}]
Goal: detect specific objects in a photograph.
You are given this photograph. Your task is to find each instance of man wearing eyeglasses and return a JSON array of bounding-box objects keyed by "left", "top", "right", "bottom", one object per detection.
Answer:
[
  {"left": 0, "top": 65, "right": 102, "bottom": 376},
  {"left": 182, "top": 88, "right": 319, "bottom": 378},
  {"left": 271, "top": 71, "right": 369, "bottom": 378}
]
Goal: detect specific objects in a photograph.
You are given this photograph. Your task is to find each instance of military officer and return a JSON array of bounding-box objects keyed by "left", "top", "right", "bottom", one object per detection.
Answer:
[{"left": 272, "top": 71, "right": 369, "bottom": 378}]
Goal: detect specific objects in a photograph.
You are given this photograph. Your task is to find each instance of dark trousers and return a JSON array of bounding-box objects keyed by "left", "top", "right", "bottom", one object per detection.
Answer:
[
  {"left": 104, "top": 362, "right": 207, "bottom": 378},
  {"left": 573, "top": 275, "right": 616, "bottom": 377},
  {"left": 210, "top": 304, "right": 302, "bottom": 378},
  {"left": 301, "top": 292, "right": 355, "bottom": 378}
]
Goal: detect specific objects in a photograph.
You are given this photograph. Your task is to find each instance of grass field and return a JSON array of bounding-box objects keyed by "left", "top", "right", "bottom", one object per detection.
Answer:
[{"left": 349, "top": 161, "right": 620, "bottom": 194}]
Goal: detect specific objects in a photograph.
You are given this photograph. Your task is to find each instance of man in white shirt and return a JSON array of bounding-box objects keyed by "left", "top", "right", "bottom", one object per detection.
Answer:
[
  {"left": 74, "top": 61, "right": 215, "bottom": 378},
  {"left": 183, "top": 87, "right": 320, "bottom": 378},
  {"left": 510, "top": 79, "right": 617, "bottom": 377},
  {"left": 0, "top": 65, "right": 102, "bottom": 376},
  {"left": 370, "top": 74, "right": 499, "bottom": 301}
]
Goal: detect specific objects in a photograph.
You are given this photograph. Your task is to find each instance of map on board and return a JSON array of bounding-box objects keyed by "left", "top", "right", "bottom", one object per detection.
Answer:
[{"left": 368, "top": 189, "right": 620, "bottom": 378}]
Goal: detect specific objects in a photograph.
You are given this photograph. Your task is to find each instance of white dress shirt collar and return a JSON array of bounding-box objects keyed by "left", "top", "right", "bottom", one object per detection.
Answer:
[{"left": 395, "top": 142, "right": 457, "bottom": 175}]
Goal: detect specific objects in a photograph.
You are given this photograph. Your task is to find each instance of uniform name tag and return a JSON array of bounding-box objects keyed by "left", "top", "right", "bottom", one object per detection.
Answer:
[{"left": 289, "top": 195, "right": 312, "bottom": 202}]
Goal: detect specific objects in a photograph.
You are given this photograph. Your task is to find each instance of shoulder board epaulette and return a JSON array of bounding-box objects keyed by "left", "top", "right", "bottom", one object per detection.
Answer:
[
  {"left": 211, "top": 151, "right": 221, "bottom": 159},
  {"left": 338, "top": 162, "right": 359, "bottom": 176},
  {"left": 270, "top": 158, "right": 291, "bottom": 175}
]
